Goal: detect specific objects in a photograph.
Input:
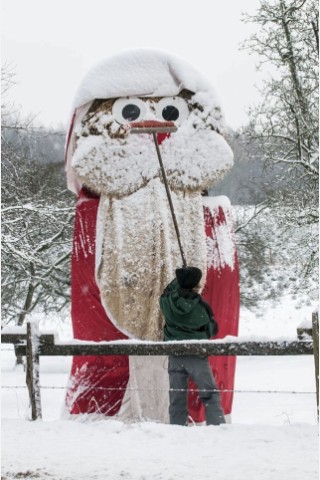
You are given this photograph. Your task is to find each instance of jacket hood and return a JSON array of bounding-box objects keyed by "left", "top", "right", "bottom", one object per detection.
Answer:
[{"left": 168, "top": 290, "right": 201, "bottom": 316}]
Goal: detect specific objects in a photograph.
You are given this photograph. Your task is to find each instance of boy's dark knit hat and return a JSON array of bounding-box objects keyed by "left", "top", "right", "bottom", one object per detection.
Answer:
[{"left": 176, "top": 267, "right": 202, "bottom": 289}]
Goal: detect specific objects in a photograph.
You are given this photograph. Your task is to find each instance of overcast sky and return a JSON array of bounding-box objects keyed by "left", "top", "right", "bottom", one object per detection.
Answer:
[{"left": 2, "top": 0, "right": 263, "bottom": 130}]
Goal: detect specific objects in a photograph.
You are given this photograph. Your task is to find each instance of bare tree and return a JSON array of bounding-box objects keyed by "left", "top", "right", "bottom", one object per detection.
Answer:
[
  {"left": 242, "top": 0, "right": 319, "bottom": 288},
  {"left": 1, "top": 166, "right": 74, "bottom": 326},
  {"left": 1, "top": 66, "right": 74, "bottom": 336}
]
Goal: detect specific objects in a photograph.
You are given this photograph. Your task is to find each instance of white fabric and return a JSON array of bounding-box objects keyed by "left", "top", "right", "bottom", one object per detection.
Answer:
[
  {"left": 117, "top": 356, "right": 169, "bottom": 423},
  {"left": 72, "top": 49, "right": 217, "bottom": 110},
  {"left": 202, "top": 195, "right": 236, "bottom": 271}
]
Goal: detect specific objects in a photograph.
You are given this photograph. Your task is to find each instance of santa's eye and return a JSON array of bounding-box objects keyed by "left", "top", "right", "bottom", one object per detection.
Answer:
[
  {"left": 155, "top": 97, "right": 189, "bottom": 125},
  {"left": 112, "top": 98, "right": 146, "bottom": 124},
  {"left": 162, "top": 105, "right": 179, "bottom": 121},
  {"left": 122, "top": 104, "right": 140, "bottom": 121}
]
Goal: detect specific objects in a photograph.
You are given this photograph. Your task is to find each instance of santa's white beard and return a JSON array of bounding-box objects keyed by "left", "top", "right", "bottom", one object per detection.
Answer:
[{"left": 95, "top": 178, "right": 207, "bottom": 340}]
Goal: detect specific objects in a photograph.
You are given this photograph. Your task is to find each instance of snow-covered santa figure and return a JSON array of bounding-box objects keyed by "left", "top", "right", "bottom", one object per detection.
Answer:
[{"left": 65, "top": 49, "right": 239, "bottom": 423}]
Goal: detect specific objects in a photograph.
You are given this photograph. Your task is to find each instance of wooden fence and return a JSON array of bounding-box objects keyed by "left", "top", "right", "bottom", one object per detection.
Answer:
[{"left": 1, "top": 312, "right": 319, "bottom": 421}]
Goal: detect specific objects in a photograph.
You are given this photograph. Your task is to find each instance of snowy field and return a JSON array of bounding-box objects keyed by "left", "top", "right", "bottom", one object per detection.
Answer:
[{"left": 1, "top": 296, "right": 319, "bottom": 480}]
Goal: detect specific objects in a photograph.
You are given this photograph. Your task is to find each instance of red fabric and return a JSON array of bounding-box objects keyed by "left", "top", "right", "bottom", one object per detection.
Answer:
[
  {"left": 67, "top": 191, "right": 240, "bottom": 419},
  {"left": 187, "top": 206, "right": 240, "bottom": 421},
  {"left": 66, "top": 188, "right": 129, "bottom": 414}
]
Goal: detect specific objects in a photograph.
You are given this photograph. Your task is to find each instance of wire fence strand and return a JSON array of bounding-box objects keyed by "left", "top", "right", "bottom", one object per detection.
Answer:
[{"left": 1, "top": 385, "right": 316, "bottom": 395}]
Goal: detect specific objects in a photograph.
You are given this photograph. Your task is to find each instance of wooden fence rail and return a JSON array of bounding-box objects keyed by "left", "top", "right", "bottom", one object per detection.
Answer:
[
  {"left": 1, "top": 335, "right": 314, "bottom": 357},
  {"left": 1, "top": 314, "right": 318, "bottom": 421}
]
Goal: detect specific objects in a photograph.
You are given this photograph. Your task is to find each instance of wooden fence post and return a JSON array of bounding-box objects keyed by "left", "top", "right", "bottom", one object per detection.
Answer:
[
  {"left": 312, "top": 310, "right": 319, "bottom": 420},
  {"left": 26, "top": 322, "right": 42, "bottom": 420}
]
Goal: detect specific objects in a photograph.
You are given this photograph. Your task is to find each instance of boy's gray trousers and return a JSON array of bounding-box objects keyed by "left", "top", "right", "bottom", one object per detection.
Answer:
[{"left": 168, "top": 355, "right": 226, "bottom": 426}]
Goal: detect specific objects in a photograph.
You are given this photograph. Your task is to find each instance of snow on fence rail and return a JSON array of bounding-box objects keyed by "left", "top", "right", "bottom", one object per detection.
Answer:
[{"left": 1, "top": 312, "right": 319, "bottom": 421}]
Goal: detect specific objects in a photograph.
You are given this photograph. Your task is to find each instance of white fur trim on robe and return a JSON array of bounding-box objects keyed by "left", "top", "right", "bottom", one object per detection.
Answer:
[{"left": 65, "top": 102, "right": 93, "bottom": 194}]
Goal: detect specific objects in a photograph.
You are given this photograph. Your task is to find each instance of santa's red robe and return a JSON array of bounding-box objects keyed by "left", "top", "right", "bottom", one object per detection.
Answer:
[{"left": 66, "top": 187, "right": 239, "bottom": 421}]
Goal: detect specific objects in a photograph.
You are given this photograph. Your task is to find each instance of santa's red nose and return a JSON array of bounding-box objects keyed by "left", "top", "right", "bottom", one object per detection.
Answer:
[{"left": 157, "top": 132, "right": 170, "bottom": 145}]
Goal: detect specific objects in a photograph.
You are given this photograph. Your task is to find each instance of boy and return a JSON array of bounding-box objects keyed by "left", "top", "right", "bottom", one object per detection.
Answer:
[{"left": 160, "top": 266, "right": 225, "bottom": 426}]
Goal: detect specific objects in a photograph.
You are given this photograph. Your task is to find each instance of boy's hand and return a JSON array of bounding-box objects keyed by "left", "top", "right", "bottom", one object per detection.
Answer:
[{"left": 211, "top": 319, "right": 219, "bottom": 337}]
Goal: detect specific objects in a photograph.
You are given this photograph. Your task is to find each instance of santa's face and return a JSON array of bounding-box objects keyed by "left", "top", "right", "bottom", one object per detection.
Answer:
[{"left": 72, "top": 90, "right": 233, "bottom": 198}]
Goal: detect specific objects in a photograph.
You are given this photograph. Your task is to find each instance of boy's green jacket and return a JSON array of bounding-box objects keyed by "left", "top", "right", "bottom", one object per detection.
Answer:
[{"left": 160, "top": 279, "right": 214, "bottom": 341}]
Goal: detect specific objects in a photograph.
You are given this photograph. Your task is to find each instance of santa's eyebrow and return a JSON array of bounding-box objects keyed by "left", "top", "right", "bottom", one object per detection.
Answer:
[
  {"left": 137, "top": 97, "right": 164, "bottom": 102},
  {"left": 136, "top": 90, "right": 194, "bottom": 102}
]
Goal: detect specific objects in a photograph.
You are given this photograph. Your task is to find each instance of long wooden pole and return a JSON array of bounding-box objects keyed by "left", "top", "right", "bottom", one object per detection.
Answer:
[{"left": 152, "top": 132, "right": 187, "bottom": 267}]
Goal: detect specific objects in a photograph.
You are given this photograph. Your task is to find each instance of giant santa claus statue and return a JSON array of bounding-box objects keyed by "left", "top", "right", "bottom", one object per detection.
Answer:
[{"left": 65, "top": 49, "right": 239, "bottom": 423}]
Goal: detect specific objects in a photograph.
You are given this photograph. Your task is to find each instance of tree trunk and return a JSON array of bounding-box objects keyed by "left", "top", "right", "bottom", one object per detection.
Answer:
[{"left": 15, "top": 262, "right": 36, "bottom": 365}]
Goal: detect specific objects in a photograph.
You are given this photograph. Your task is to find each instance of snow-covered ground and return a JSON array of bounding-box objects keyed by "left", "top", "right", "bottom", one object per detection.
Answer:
[{"left": 1, "top": 296, "right": 319, "bottom": 480}]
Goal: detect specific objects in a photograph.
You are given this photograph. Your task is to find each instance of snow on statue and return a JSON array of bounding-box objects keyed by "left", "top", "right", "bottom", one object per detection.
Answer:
[{"left": 65, "top": 49, "right": 240, "bottom": 423}]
